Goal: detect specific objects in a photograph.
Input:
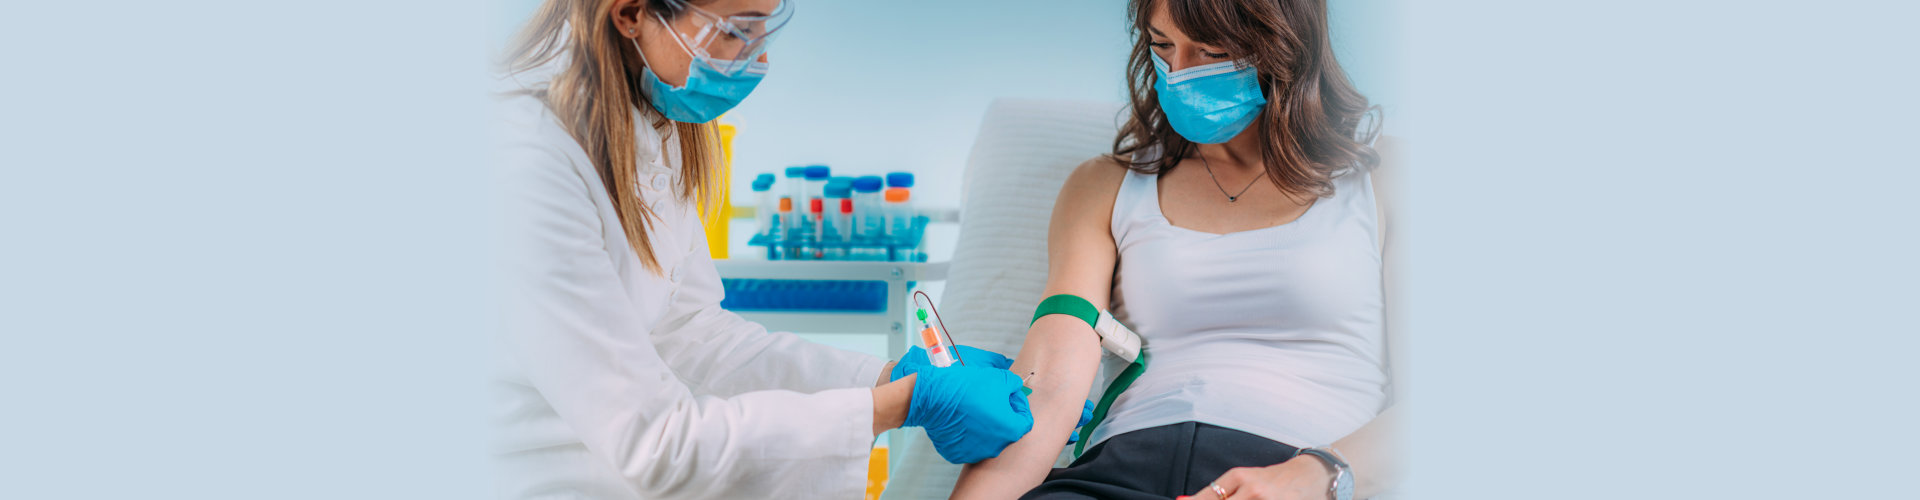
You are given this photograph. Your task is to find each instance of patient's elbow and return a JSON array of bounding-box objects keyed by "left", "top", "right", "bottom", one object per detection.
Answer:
[{"left": 1011, "top": 322, "right": 1104, "bottom": 430}]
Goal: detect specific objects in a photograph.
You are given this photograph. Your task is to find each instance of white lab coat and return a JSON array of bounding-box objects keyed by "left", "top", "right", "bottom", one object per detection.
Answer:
[{"left": 492, "top": 73, "right": 888, "bottom": 499}]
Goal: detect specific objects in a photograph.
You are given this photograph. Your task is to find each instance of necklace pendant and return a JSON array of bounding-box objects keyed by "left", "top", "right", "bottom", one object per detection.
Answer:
[{"left": 1228, "top": 196, "right": 1238, "bottom": 203}]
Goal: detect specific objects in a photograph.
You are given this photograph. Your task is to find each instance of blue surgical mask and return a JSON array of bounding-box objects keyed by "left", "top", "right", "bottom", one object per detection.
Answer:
[
  {"left": 636, "top": 40, "right": 768, "bottom": 123},
  {"left": 1151, "top": 52, "right": 1268, "bottom": 144}
]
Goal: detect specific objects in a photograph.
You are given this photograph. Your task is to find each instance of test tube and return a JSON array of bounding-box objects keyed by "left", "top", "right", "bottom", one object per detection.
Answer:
[
  {"left": 783, "top": 166, "right": 807, "bottom": 209},
  {"left": 884, "top": 187, "right": 913, "bottom": 261},
  {"left": 912, "top": 291, "right": 963, "bottom": 367},
  {"left": 823, "top": 180, "right": 852, "bottom": 260},
  {"left": 886, "top": 172, "right": 915, "bottom": 190},
  {"left": 807, "top": 197, "right": 825, "bottom": 260},
  {"left": 919, "top": 311, "right": 955, "bottom": 368},
  {"left": 836, "top": 197, "right": 854, "bottom": 260},
  {"left": 771, "top": 196, "right": 793, "bottom": 260},
  {"left": 751, "top": 173, "right": 775, "bottom": 241},
  {"left": 801, "top": 166, "right": 830, "bottom": 238},
  {"left": 784, "top": 166, "right": 808, "bottom": 239},
  {"left": 852, "top": 176, "right": 884, "bottom": 260},
  {"left": 804, "top": 166, "right": 831, "bottom": 206}
]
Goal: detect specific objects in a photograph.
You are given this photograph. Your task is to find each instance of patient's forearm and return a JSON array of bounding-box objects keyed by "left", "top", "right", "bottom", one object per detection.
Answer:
[
  {"left": 1332, "top": 404, "right": 1403, "bottom": 498},
  {"left": 950, "top": 315, "right": 1104, "bottom": 499}
]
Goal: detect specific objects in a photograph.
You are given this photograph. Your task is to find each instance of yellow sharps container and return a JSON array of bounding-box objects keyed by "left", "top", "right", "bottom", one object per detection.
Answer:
[{"left": 701, "top": 121, "right": 737, "bottom": 259}]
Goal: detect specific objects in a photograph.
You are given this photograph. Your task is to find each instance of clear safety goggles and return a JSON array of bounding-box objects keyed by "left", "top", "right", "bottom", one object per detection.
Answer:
[{"left": 653, "top": 0, "right": 792, "bottom": 75}]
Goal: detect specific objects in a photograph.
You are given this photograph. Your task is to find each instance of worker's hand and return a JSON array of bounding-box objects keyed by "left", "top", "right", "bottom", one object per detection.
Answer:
[
  {"left": 1180, "top": 454, "right": 1335, "bottom": 500},
  {"left": 904, "top": 364, "right": 1033, "bottom": 464},
  {"left": 889, "top": 345, "right": 1013, "bottom": 382},
  {"left": 1066, "top": 398, "right": 1094, "bottom": 444}
]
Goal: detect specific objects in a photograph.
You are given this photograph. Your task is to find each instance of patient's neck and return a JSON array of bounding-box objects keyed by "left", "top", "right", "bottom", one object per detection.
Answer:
[{"left": 1196, "top": 126, "right": 1265, "bottom": 174}]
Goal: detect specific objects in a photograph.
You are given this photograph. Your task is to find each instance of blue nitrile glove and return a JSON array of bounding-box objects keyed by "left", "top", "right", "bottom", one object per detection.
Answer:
[
  {"left": 890, "top": 345, "right": 1014, "bottom": 382},
  {"left": 904, "top": 364, "right": 1034, "bottom": 464},
  {"left": 1066, "top": 398, "right": 1094, "bottom": 444}
]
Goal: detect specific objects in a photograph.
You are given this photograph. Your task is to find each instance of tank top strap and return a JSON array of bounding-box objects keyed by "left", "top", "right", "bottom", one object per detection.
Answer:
[{"left": 1111, "top": 146, "right": 1165, "bottom": 247}]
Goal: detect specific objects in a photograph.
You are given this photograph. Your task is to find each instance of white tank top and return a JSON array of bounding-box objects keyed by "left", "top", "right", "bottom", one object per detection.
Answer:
[{"left": 1094, "top": 153, "right": 1388, "bottom": 449}]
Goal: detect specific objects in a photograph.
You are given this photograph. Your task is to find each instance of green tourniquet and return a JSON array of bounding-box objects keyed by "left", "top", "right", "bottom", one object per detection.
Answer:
[
  {"left": 1076, "top": 350, "right": 1147, "bottom": 457},
  {"left": 1029, "top": 294, "right": 1149, "bottom": 458},
  {"left": 1029, "top": 295, "right": 1099, "bottom": 330}
]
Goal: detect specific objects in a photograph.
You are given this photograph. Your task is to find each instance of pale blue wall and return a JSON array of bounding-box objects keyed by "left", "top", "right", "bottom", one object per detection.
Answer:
[{"left": 489, "top": 0, "right": 1405, "bottom": 208}]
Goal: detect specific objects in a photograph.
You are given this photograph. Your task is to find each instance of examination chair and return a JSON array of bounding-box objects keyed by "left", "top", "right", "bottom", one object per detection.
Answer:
[{"left": 881, "top": 98, "right": 1130, "bottom": 499}]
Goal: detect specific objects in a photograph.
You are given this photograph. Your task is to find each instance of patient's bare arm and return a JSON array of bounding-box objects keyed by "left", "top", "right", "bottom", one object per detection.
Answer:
[
  {"left": 1334, "top": 405, "right": 1402, "bottom": 498},
  {"left": 950, "top": 316, "right": 1103, "bottom": 498},
  {"left": 949, "top": 158, "right": 1127, "bottom": 499}
]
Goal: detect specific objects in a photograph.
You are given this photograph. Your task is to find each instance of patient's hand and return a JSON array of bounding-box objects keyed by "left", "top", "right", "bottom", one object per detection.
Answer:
[{"left": 1182, "top": 454, "right": 1334, "bottom": 500}]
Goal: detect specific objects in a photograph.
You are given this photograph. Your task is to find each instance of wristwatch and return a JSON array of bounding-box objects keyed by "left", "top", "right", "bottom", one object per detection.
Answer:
[{"left": 1296, "top": 447, "right": 1353, "bottom": 500}]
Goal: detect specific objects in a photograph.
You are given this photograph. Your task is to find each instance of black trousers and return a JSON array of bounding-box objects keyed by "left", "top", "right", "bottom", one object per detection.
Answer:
[{"left": 1021, "top": 421, "right": 1301, "bottom": 499}]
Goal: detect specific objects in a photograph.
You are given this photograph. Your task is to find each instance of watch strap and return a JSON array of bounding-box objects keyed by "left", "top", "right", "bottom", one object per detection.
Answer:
[{"left": 1297, "top": 447, "right": 1354, "bottom": 500}]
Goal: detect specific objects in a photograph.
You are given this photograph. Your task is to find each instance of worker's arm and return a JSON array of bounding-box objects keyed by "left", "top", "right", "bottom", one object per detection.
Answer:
[
  {"left": 949, "top": 157, "right": 1129, "bottom": 499},
  {"left": 648, "top": 217, "right": 889, "bottom": 397},
  {"left": 499, "top": 143, "right": 877, "bottom": 500}
]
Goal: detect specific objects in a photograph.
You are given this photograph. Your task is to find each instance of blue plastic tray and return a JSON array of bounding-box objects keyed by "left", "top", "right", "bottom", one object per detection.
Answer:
[{"left": 719, "top": 278, "right": 890, "bottom": 313}]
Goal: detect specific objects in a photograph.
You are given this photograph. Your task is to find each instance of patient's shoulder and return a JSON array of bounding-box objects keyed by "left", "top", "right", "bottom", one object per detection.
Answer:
[
  {"left": 1057, "top": 155, "right": 1130, "bottom": 205},
  {"left": 1050, "top": 155, "right": 1131, "bottom": 236}
]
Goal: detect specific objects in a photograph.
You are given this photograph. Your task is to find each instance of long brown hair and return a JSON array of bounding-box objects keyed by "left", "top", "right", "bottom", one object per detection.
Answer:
[
  {"left": 1114, "top": 0, "right": 1379, "bottom": 199},
  {"left": 502, "top": 0, "right": 724, "bottom": 275}
]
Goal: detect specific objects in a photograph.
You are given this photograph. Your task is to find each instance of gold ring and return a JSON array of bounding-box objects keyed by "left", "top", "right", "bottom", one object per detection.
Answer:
[{"left": 1211, "top": 483, "right": 1227, "bottom": 497}]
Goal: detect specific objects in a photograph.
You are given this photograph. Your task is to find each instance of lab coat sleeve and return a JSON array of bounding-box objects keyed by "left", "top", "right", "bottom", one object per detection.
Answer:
[
  {"left": 649, "top": 222, "right": 889, "bottom": 397},
  {"left": 499, "top": 142, "right": 875, "bottom": 500}
]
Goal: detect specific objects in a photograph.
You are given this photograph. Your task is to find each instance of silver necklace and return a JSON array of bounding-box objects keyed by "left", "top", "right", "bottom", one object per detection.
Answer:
[{"left": 1199, "top": 154, "right": 1265, "bottom": 203}]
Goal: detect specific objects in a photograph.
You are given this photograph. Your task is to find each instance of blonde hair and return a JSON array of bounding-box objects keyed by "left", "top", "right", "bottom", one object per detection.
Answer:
[{"left": 503, "top": 0, "right": 724, "bottom": 275}]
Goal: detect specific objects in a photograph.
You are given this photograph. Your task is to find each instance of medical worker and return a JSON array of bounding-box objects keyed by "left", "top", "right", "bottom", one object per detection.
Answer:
[{"left": 491, "top": 1, "right": 1033, "bottom": 498}]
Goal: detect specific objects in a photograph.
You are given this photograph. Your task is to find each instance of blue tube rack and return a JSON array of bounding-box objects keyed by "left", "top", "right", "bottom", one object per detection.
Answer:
[{"left": 745, "top": 214, "right": 930, "bottom": 263}]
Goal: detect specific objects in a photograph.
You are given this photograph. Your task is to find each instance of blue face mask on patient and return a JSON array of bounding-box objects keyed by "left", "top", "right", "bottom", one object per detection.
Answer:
[{"left": 1151, "top": 52, "right": 1268, "bottom": 144}]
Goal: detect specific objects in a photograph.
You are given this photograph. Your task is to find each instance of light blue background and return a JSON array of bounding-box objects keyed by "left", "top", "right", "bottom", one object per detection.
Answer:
[
  {"left": 2, "top": 1, "right": 493, "bottom": 497},
  {"left": 1399, "top": 1, "right": 1919, "bottom": 497},
  {"left": 1, "top": 0, "right": 1914, "bottom": 498},
  {"left": 491, "top": 0, "right": 1405, "bottom": 209}
]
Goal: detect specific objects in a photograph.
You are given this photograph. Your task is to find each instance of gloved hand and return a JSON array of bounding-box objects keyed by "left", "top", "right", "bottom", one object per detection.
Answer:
[
  {"left": 1067, "top": 398, "right": 1094, "bottom": 444},
  {"left": 890, "top": 345, "right": 1014, "bottom": 382},
  {"left": 904, "top": 364, "right": 1034, "bottom": 464}
]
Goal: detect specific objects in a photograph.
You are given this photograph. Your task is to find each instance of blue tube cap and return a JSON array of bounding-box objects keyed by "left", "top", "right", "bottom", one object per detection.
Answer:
[
  {"left": 886, "top": 172, "right": 915, "bottom": 188},
  {"left": 785, "top": 166, "right": 808, "bottom": 178},
  {"left": 752, "top": 173, "right": 776, "bottom": 191},
  {"left": 852, "top": 176, "right": 884, "bottom": 192},
  {"left": 824, "top": 182, "right": 853, "bottom": 198},
  {"left": 804, "top": 165, "right": 832, "bottom": 180}
]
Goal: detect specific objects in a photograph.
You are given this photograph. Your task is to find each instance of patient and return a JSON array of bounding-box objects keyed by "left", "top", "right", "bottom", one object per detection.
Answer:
[{"left": 949, "top": 1, "right": 1400, "bottom": 499}]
